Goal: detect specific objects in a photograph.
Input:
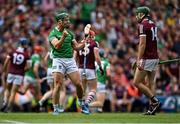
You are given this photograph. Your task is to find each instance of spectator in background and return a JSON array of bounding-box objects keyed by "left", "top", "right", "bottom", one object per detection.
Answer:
[{"left": 0, "top": 0, "right": 179, "bottom": 112}]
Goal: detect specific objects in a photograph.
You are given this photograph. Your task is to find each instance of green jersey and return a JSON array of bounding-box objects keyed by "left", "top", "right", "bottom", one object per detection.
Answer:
[
  {"left": 48, "top": 27, "right": 75, "bottom": 58},
  {"left": 25, "top": 53, "right": 41, "bottom": 78},
  {"left": 96, "top": 58, "right": 110, "bottom": 84}
]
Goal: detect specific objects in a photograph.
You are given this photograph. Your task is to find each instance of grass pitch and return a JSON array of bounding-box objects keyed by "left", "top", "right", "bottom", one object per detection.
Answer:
[{"left": 0, "top": 112, "right": 180, "bottom": 123}]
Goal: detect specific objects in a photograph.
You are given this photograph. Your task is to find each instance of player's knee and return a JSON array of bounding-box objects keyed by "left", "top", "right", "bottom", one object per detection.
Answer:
[
  {"left": 54, "top": 80, "right": 62, "bottom": 86},
  {"left": 73, "top": 78, "right": 81, "bottom": 86},
  {"left": 74, "top": 81, "right": 81, "bottom": 88}
]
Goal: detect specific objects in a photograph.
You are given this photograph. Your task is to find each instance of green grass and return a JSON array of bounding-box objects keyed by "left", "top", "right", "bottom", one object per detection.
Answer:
[{"left": 0, "top": 112, "right": 180, "bottom": 123}]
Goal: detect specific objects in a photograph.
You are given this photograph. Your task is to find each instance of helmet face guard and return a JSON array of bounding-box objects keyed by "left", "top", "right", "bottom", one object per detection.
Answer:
[
  {"left": 136, "top": 13, "right": 145, "bottom": 23},
  {"left": 135, "top": 6, "right": 150, "bottom": 23}
]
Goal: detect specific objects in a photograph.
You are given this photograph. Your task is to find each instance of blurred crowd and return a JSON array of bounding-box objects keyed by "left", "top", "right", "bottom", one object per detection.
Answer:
[{"left": 0, "top": 0, "right": 180, "bottom": 112}]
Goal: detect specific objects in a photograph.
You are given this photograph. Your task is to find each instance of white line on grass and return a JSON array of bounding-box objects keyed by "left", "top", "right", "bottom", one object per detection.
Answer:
[{"left": 2, "top": 120, "right": 28, "bottom": 124}]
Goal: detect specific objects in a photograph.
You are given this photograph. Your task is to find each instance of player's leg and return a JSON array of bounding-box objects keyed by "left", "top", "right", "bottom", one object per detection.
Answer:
[
  {"left": 59, "top": 84, "right": 66, "bottom": 112},
  {"left": 18, "top": 76, "right": 30, "bottom": 95},
  {"left": 1, "top": 73, "right": 13, "bottom": 111},
  {"left": 133, "top": 69, "right": 154, "bottom": 98},
  {"left": 6, "top": 84, "right": 19, "bottom": 112},
  {"left": 66, "top": 58, "right": 87, "bottom": 113},
  {"left": 68, "top": 71, "right": 84, "bottom": 101},
  {"left": 66, "top": 58, "right": 84, "bottom": 100},
  {"left": 134, "top": 59, "right": 160, "bottom": 115},
  {"left": 39, "top": 68, "right": 53, "bottom": 107},
  {"left": 90, "top": 82, "right": 106, "bottom": 112},
  {"left": 90, "top": 92, "right": 106, "bottom": 112},
  {"left": 1, "top": 83, "right": 11, "bottom": 111},
  {"left": 1, "top": 72, "right": 6, "bottom": 95},
  {"left": 33, "top": 81, "right": 41, "bottom": 101},
  {"left": 51, "top": 58, "right": 66, "bottom": 114},
  {"left": 5, "top": 75, "right": 23, "bottom": 112},
  {"left": 39, "top": 83, "right": 53, "bottom": 107},
  {"left": 145, "top": 71, "right": 160, "bottom": 115},
  {"left": 52, "top": 72, "right": 64, "bottom": 114},
  {"left": 68, "top": 71, "right": 90, "bottom": 114},
  {"left": 86, "top": 79, "right": 97, "bottom": 105}
]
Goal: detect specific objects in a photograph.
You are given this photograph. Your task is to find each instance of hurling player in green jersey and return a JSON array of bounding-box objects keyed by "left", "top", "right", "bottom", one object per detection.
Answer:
[
  {"left": 48, "top": 10, "right": 87, "bottom": 115},
  {"left": 90, "top": 49, "right": 111, "bottom": 112}
]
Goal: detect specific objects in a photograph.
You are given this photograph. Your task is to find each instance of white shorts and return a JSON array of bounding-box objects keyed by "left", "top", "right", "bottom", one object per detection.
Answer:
[
  {"left": 52, "top": 58, "right": 78, "bottom": 74},
  {"left": 97, "top": 82, "right": 106, "bottom": 93},
  {"left": 24, "top": 76, "right": 37, "bottom": 85},
  {"left": 139, "top": 59, "right": 159, "bottom": 72},
  {"left": 79, "top": 68, "right": 96, "bottom": 80},
  {"left": 7, "top": 73, "right": 23, "bottom": 85},
  {"left": 47, "top": 68, "right": 53, "bottom": 84}
]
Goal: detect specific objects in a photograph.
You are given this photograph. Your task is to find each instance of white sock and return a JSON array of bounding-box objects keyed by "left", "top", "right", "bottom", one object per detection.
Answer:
[{"left": 53, "top": 104, "right": 59, "bottom": 110}]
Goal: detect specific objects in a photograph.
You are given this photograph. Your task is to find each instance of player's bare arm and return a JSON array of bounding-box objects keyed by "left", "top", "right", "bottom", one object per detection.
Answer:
[
  {"left": 2, "top": 55, "right": 10, "bottom": 72},
  {"left": 51, "top": 30, "right": 68, "bottom": 49},
  {"left": 137, "top": 35, "right": 146, "bottom": 68},
  {"left": 94, "top": 47, "right": 103, "bottom": 74},
  {"left": 72, "top": 39, "right": 85, "bottom": 51}
]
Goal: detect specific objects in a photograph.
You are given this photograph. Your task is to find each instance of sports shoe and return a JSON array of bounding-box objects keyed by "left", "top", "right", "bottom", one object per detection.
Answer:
[
  {"left": 52, "top": 106, "right": 64, "bottom": 115},
  {"left": 0, "top": 103, "right": 7, "bottom": 112},
  {"left": 97, "top": 108, "right": 103, "bottom": 113},
  {"left": 59, "top": 106, "right": 64, "bottom": 113},
  {"left": 82, "top": 103, "right": 90, "bottom": 114},
  {"left": 144, "top": 110, "right": 155, "bottom": 115},
  {"left": 79, "top": 100, "right": 90, "bottom": 114},
  {"left": 144, "top": 101, "right": 160, "bottom": 115}
]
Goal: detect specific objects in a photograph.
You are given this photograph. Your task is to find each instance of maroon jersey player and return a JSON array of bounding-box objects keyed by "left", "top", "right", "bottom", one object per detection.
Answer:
[
  {"left": 1, "top": 38, "right": 30, "bottom": 112},
  {"left": 76, "top": 29, "right": 103, "bottom": 114},
  {"left": 133, "top": 6, "right": 160, "bottom": 115},
  {"left": 138, "top": 18, "right": 158, "bottom": 60}
]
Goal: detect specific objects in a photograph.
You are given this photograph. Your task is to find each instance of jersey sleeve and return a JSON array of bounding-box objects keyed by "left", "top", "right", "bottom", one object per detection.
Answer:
[
  {"left": 94, "top": 41, "right": 99, "bottom": 48},
  {"left": 138, "top": 24, "right": 146, "bottom": 36},
  {"left": 48, "top": 30, "right": 56, "bottom": 43}
]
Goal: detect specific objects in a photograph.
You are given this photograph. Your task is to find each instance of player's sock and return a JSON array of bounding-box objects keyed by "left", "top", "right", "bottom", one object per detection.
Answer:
[
  {"left": 59, "top": 105, "right": 64, "bottom": 112},
  {"left": 39, "top": 100, "right": 44, "bottom": 107},
  {"left": 3, "top": 97, "right": 8, "bottom": 106},
  {"left": 85, "top": 91, "right": 96, "bottom": 105},
  {"left": 150, "top": 96, "right": 159, "bottom": 103},
  {"left": 78, "top": 99, "right": 84, "bottom": 107},
  {"left": 59, "top": 105, "right": 63, "bottom": 109},
  {"left": 53, "top": 104, "right": 59, "bottom": 112}
]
